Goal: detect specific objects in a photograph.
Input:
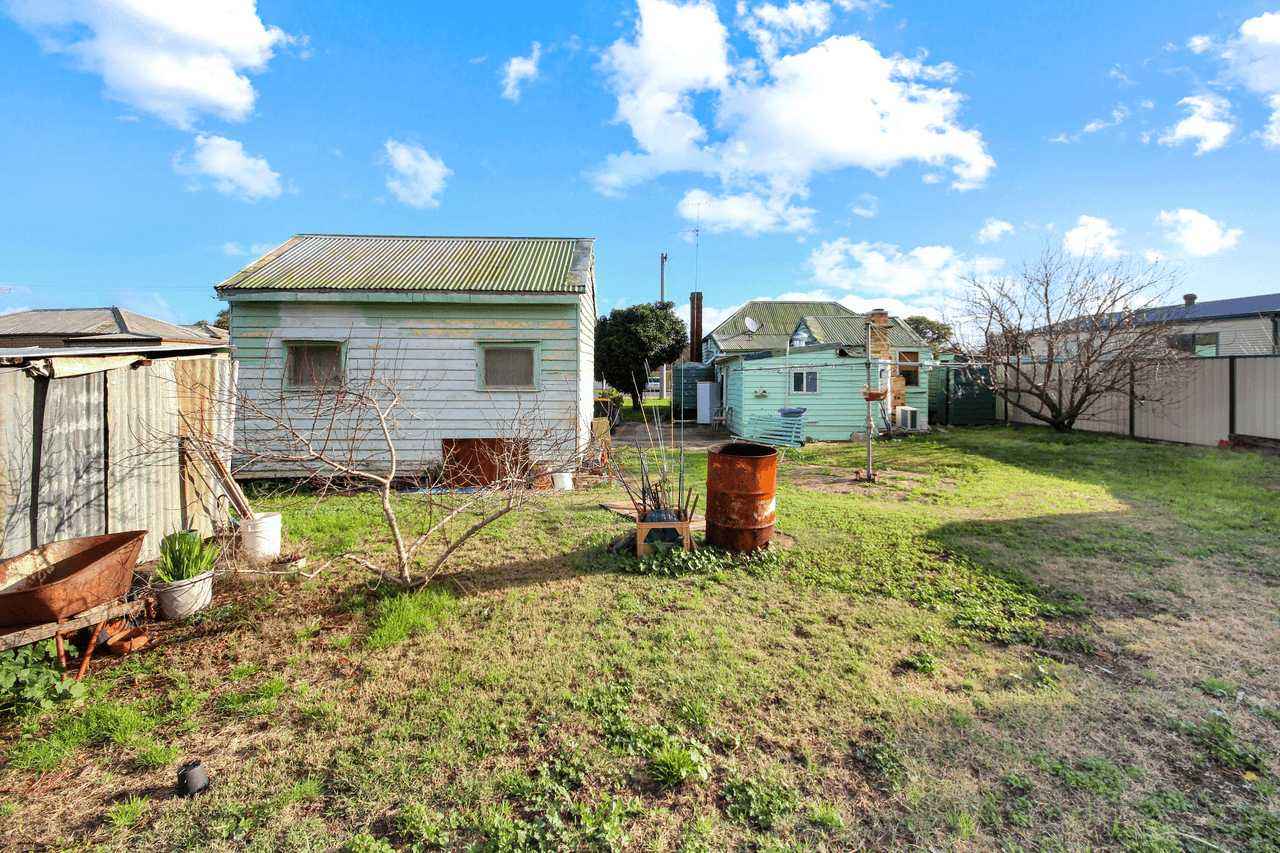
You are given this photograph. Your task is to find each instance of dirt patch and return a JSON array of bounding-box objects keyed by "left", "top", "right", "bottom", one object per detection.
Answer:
[{"left": 786, "top": 467, "right": 953, "bottom": 496}]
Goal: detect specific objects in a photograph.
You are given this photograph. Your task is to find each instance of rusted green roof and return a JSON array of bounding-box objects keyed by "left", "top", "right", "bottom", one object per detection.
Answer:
[
  {"left": 708, "top": 300, "right": 859, "bottom": 353},
  {"left": 216, "top": 234, "right": 590, "bottom": 293},
  {"left": 800, "top": 315, "right": 929, "bottom": 349}
]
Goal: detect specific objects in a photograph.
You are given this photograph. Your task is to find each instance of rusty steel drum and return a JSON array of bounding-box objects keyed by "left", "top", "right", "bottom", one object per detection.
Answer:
[
  {"left": 0, "top": 531, "right": 146, "bottom": 627},
  {"left": 705, "top": 443, "right": 778, "bottom": 553}
]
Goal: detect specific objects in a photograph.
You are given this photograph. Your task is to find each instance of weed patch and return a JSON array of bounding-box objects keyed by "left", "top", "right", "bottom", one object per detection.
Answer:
[{"left": 366, "top": 588, "right": 456, "bottom": 650}]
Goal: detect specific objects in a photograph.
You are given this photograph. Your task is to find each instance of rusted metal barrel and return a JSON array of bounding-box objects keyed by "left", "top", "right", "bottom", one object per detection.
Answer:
[{"left": 705, "top": 443, "right": 777, "bottom": 553}]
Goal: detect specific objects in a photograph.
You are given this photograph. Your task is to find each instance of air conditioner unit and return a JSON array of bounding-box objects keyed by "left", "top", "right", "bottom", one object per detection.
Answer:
[{"left": 895, "top": 406, "right": 919, "bottom": 430}]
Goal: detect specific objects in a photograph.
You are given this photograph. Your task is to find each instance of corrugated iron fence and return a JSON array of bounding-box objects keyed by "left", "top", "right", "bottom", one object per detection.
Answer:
[
  {"left": 0, "top": 356, "right": 236, "bottom": 562},
  {"left": 1002, "top": 354, "right": 1280, "bottom": 447}
]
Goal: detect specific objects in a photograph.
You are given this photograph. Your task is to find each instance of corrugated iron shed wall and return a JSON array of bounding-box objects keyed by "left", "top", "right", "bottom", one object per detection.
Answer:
[
  {"left": 108, "top": 361, "right": 182, "bottom": 561},
  {"left": 0, "top": 371, "right": 33, "bottom": 552},
  {"left": 38, "top": 373, "right": 106, "bottom": 544},
  {"left": 0, "top": 356, "right": 233, "bottom": 561}
]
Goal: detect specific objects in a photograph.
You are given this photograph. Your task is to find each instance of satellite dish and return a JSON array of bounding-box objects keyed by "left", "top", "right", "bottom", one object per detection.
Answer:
[{"left": 744, "top": 316, "right": 760, "bottom": 334}]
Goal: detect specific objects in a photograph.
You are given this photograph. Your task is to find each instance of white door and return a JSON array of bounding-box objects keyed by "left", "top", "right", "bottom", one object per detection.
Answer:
[{"left": 697, "top": 381, "right": 715, "bottom": 424}]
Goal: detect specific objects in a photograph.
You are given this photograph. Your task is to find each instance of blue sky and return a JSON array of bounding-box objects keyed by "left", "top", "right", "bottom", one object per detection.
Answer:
[{"left": 2, "top": 0, "right": 1278, "bottom": 332}]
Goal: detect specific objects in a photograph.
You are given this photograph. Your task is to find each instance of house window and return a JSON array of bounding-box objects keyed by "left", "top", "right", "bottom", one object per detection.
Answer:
[
  {"left": 1168, "top": 333, "right": 1218, "bottom": 357},
  {"left": 479, "top": 342, "right": 540, "bottom": 390},
  {"left": 791, "top": 370, "right": 818, "bottom": 393},
  {"left": 285, "top": 341, "right": 344, "bottom": 389},
  {"left": 898, "top": 351, "right": 920, "bottom": 387}
]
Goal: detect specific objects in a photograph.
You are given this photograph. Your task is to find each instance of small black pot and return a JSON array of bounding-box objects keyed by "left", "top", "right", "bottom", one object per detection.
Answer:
[{"left": 177, "top": 760, "right": 210, "bottom": 797}]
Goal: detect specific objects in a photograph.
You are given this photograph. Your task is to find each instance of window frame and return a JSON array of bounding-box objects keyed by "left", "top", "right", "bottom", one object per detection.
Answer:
[
  {"left": 790, "top": 369, "right": 819, "bottom": 394},
  {"left": 897, "top": 351, "right": 921, "bottom": 387},
  {"left": 1168, "top": 332, "right": 1219, "bottom": 357},
  {"left": 282, "top": 340, "right": 346, "bottom": 391},
  {"left": 477, "top": 340, "right": 542, "bottom": 391}
]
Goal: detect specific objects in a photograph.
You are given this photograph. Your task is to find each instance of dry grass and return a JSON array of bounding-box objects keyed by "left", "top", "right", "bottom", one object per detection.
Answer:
[{"left": 2, "top": 426, "right": 1278, "bottom": 852}]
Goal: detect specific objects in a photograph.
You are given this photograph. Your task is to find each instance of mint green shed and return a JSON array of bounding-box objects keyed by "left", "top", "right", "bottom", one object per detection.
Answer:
[
  {"left": 215, "top": 234, "right": 596, "bottom": 477},
  {"left": 719, "top": 319, "right": 933, "bottom": 440}
]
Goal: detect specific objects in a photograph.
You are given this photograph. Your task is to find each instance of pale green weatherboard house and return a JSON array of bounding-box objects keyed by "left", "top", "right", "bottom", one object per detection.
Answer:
[
  {"left": 216, "top": 234, "right": 596, "bottom": 476},
  {"left": 713, "top": 306, "right": 933, "bottom": 440}
]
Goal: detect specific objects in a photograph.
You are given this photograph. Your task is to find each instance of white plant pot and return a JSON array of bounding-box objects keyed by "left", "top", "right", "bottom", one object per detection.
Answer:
[
  {"left": 154, "top": 570, "right": 214, "bottom": 620},
  {"left": 551, "top": 472, "right": 574, "bottom": 491},
  {"left": 241, "top": 511, "right": 282, "bottom": 562}
]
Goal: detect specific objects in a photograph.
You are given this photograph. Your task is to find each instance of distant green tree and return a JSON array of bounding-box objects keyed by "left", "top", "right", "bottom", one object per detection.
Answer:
[
  {"left": 595, "top": 302, "right": 687, "bottom": 409},
  {"left": 214, "top": 307, "right": 230, "bottom": 330},
  {"left": 905, "top": 316, "right": 953, "bottom": 348}
]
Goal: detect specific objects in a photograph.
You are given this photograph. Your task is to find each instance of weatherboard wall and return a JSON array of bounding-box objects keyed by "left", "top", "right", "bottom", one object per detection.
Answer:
[
  {"left": 230, "top": 298, "right": 590, "bottom": 475},
  {"left": 722, "top": 352, "right": 926, "bottom": 439}
]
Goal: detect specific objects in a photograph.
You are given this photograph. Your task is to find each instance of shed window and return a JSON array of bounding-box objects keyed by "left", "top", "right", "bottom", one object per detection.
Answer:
[
  {"left": 898, "top": 352, "right": 920, "bottom": 387},
  {"left": 791, "top": 370, "right": 818, "bottom": 393},
  {"left": 285, "top": 342, "right": 344, "bottom": 389},
  {"left": 1168, "top": 333, "right": 1218, "bottom": 357},
  {"left": 480, "top": 343, "right": 539, "bottom": 390}
]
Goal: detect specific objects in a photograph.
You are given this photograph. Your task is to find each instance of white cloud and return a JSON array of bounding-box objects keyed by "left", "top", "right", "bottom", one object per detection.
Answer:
[
  {"left": 739, "top": 1, "right": 834, "bottom": 64},
  {"left": 500, "top": 42, "right": 541, "bottom": 102},
  {"left": 676, "top": 300, "right": 743, "bottom": 335},
  {"left": 1145, "top": 250, "right": 1166, "bottom": 263},
  {"left": 593, "top": 0, "right": 994, "bottom": 234},
  {"left": 1063, "top": 215, "right": 1124, "bottom": 257},
  {"left": 849, "top": 192, "right": 877, "bottom": 218},
  {"left": 383, "top": 139, "right": 451, "bottom": 208},
  {"left": 1188, "top": 35, "right": 1213, "bottom": 54},
  {"left": 470, "top": 55, "right": 489, "bottom": 64},
  {"left": 677, "top": 188, "right": 815, "bottom": 234},
  {"left": 1214, "top": 12, "right": 1280, "bottom": 146},
  {"left": 976, "top": 218, "right": 1013, "bottom": 244},
  {"left": 174, "top": 135, "right": 281, "bottom": 201},
  {"left": 1083, "top": 106, "right": 1129, "bottom": 133},
  {"left": 114, "top": 289, "right": 178, "bottom": 323},
  {"left": 807, "top": 238, "right": 1001, "bottom": 305},
  {"left": 1156, "top": 208, "right": 1242, "bottom": 256},
  {"left": 222, "top": 241, "right": 275, "bottom": 256},
  {"left": 1159, "top": 94, "right": 1234, "bottom": 153},
  {"left": 5, "top": 0, "right": 292, "bottom": 129}
]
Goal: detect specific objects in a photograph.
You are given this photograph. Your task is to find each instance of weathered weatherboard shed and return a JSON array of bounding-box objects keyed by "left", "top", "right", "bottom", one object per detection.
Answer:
[{"left": 216, "top": 234, "right": 597, "bottom": 476}]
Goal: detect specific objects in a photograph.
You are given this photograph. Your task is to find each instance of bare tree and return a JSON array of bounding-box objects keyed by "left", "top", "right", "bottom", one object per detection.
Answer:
[
  {"left": 957, "top": 244, "right": 1193, "bottom": 433},
  {"left": 192, "top": 344, "right": 593, "bottom": 589}
]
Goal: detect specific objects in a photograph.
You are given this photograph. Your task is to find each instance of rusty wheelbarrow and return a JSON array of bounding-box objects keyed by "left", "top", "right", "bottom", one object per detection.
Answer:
[{"left": 0, "top": 531, "right": 147, "bottom": 628}]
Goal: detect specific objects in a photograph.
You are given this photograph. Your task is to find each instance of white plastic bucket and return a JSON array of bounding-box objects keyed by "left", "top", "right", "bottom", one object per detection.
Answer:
[
  {"left": 241, "top": 511, "right": 282, "bottom": 562},
  {"left": 551, "top": 473, "right": 573, "bottom": 491},
  {"left": 155, "top": 571, "right": 213, "bottom": 620}
]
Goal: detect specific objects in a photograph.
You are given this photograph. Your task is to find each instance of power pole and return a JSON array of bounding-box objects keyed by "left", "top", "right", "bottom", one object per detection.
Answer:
[{"left": 660, "top": 253, "right": 668, "bottom": 400}]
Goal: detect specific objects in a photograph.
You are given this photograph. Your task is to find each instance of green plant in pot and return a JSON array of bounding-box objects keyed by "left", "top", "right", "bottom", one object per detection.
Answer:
[{"left": 153, "top": 530, "right": 219, "bottom": 620}]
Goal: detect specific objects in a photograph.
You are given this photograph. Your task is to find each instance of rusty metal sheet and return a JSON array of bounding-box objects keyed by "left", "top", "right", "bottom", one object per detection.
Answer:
[
  {"left": 705, "top": 443, "right": 777, "bottom": 553},
  {"left": 107, "top": 360, "right": 181, "bottom": 562},
  {"left": 0, "top": 370, "right": 34, "bottom": 559},
  {"left": 38, "top": 373, "right": 106, "bottom": 544}
]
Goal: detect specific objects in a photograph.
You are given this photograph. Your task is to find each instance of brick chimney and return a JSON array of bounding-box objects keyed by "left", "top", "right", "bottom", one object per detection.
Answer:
[
  {"left": 868, "top": 309, "right": 890, "bottom": 360},
  {"left": 690, "top": 292, "right": 703, "bottom": 362}
]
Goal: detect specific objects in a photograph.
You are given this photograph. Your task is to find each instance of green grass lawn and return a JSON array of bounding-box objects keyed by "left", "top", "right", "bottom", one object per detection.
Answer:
[{"left": 3, "top": 427, "right": 1278, "bottom": 852}]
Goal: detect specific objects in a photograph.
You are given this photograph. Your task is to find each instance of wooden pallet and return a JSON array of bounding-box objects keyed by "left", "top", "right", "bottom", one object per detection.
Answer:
[{"left": 0, "top": 598, "right": 144, "bottom": 652}]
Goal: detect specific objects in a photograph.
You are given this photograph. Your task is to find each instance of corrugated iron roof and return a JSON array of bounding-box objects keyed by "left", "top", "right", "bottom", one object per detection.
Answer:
[
  {"left": 216, "top": 234, "right": 590, "bottom": 293},
  {"left": 801, "top": 315, "right": 929, "bottom": 349},
  {"left": 708, "top": 300, "right": 859, "bottom": 353},
  {"left": 0, "top": 307, "right": 220, "bottom": 344}
]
